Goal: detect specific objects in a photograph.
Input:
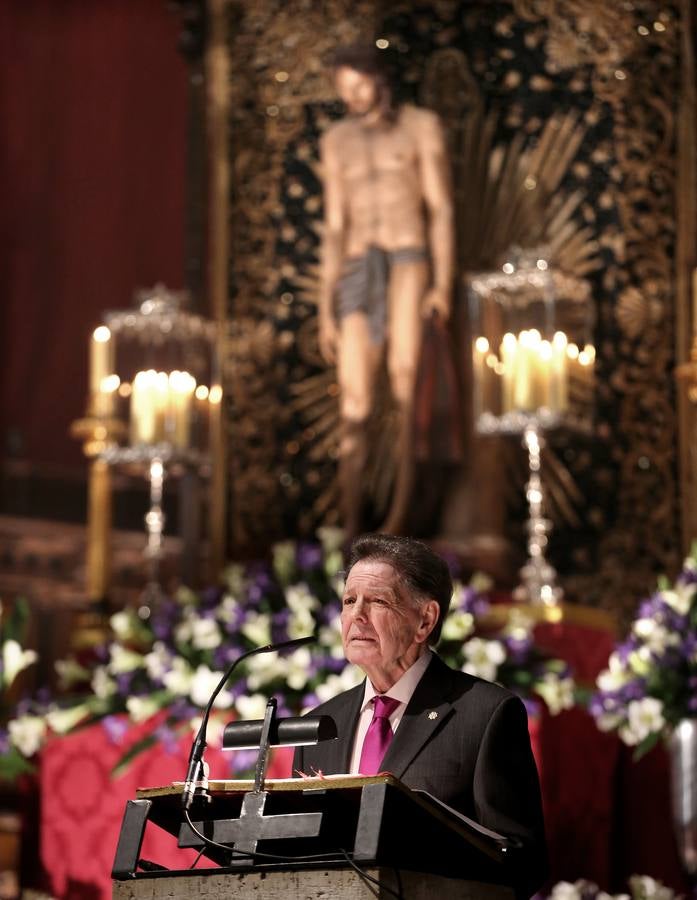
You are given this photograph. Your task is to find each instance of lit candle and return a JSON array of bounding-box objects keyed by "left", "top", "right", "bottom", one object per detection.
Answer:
[
  {"left": 154, "top": 371, "right": 169, "bottom": 443},
  {"left": 514, "top": 330, "right": 533, "bottom": 410},
  {"left": 90, "top": 326, "right": 114, "bottom": 416},
  {"left": 500, "top": 332, "right": 517, "bottom": 413},
  {"left": 168, "top": 370, "right": 196, "bottom": 448},
  {"left": 550, "top": 331, "right": 568, "bottom": 412},
  {"left": 473, "top": 336, "right": 489, "bottom": 418},
  {"left": 130, "top": 370, "right": 158, "bottom": 444},
  {"left": 90, "top": 326, "right": 111, "bottom": 394},
  {"left": 194, "top": 383, "right": 210, "bottom": 449},
  {"left": 538, "top": 339, "right": 553, "bottom": 409}
]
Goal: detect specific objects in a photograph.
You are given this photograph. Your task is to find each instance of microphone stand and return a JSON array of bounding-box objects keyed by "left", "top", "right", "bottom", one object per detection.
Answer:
[{"left": 181, "top": 635, "right": 314, "bottom": 811}]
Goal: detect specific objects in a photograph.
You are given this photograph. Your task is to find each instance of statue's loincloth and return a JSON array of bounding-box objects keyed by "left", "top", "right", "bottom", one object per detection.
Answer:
[{"left": 335, "top": 244, "right": 428, "bottom": 344}]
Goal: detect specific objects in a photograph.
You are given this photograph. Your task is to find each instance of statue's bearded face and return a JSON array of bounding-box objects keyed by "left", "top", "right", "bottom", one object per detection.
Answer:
[{"left": 334, "top": 66, "right": 381, "bottom": 117}]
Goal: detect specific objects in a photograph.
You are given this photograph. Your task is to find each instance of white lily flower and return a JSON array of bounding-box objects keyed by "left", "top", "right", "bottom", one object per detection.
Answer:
[
  {"left": 288, "top": 608, "right": 316, "bottom": 641},
  {"left": 596, "top": 651, "right": 631, "bottom": 692},
  {"left": 316, "top": 526, "right": 345, "bottom": 556},
  {"left": 441, "top": 610, "right": 475, "bottom": 642},
  {"left": 246, "top": 651, "right": 285, "bottom": 690},
  {"left": 190, "top": 617, "right": 222, "bottom": 651},
  {"left": 620, "top": 697, "right": 665, "bottom": 745},
  {"left": 174, "top": 613, "right": 194, "bottom": 645},
  {"left": 461, "top": 638, "right": 506, "bottom": 683},
  {"left": 286, "top": 584, "right": 319, "bottom": 613},
  {"left": 144, "top": 642, "right": 173, "bottom": 681},
  {"left": 272, "top": 541, "right": 296, "bottom": 582},
  {"left": 627, "top": 646, "right": 653, "bottom": 677},
  {"left": 55, "top": 658, "right": 91, "bottom": 688},
  {"left": 108, "top": 644, "right": 144, "bottom": 674},
  {"left": 189, "top": 665, "right": 233, "bottom": 709},
  {"left": 595, "top": 711, "right": 624, "bottom": 733},
  {"left": 91, "top": 665, "right": 117, "bottom": 699},
  {"left": 8, "top": 715, "right": 46, "bottom": 757},
  {"left": 628, "top": 874, "right": 676, "bottom": 899},
  {"left": 315, "top": 666, "right": 363, "bottom": 703},
  {"left": 190, "top": 714, "right": 225, "bottom": 748},
  {"left": 241, "top": 612, "right": 272, "bottom": 648},
  {"left": 632, "top": 621, "right": 679, "bottom": 655},
  {"left": 319, "top": 618, "right": 344, "bottom": 659},
  {"left": 126, "top": 695, "right": 161, "bottom": 723},
  {"left": 535, "top": 674, "right": 575, "bottom": 716},
  {"left": 286, "top": 647, "right": 312, "bottom": 691},
  {"left": 2, "top": 639, "right": 38, "bottom": 687},
  {"left": 549, "top": 881, "right": 582, "bottom": 899},
  {"left": 45, "top": 703, "right": 91, "bottom": 734},
  {"left": 218, "top": 595, "right": 241, "bottom": 625},
  {"left": 109, "top": 611, "right": 138, "bottom": 641},
  {"left": 661, "top": 583, "right": 696, "bottom": 616},
  {"left": 235, "top": 692, "right": 269, "bottom": 720},
  {"left": 162, "top": 657, "right": 194, "bottom": 697}
]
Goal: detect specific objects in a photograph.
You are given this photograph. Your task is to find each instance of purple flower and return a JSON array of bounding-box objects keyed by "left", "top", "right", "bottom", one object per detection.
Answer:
[
  {"left": 504, "top": 636, "right": 532, "bottom": 665},
  {"left": 296, "top": 542, "right": 323, "bottom": 571},
  {"left": 200, "top": 586, "right": 224, "bottom": 610},
  {"left": 0, "top": 729, "right": 10, "bottom": 754},
  {"left": 620, "top": 679, "right": 647, "bottom": 702},
  {"left": 678, "top": 567, "right": 697, "bottom": 587},
  {"left": 228, "top": 748, "right": 258, "bottom": 775},
  {"left": 101, "top": 716, "right": 129, "bottom": 744},
  {"left": 115, "top": 672, "right": 134, "bottom": 696},
  {"left": 302, "top": 692, "right": 320, "bottom": 710},
  {"left": 616, "top": 639, "right": 637, "bottom": 663},
  {"left": 169, "top": 697, "right": 198, "bottom": 721},
  {"left": 155, "top": 724, "right": 179, "bottom": 755}
]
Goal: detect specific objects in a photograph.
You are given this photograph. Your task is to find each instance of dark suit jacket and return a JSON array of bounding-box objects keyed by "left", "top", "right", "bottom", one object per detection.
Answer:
[{"left": 293, "top": 653, "right": 548, "bottom": 898}]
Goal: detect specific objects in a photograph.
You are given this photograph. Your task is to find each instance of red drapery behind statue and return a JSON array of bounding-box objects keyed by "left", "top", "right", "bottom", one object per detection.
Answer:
[{"left": 0, "top": 1, "right": 188, "bottom": 471}]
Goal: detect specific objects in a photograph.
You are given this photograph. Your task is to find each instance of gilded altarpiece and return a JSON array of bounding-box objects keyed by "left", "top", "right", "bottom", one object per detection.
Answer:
[{"left": 211, "top": 0, "right": 693, "bottom": 621}]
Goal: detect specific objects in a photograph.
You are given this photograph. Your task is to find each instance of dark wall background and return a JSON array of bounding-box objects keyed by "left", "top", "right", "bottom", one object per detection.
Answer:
[{"left": 0, "top": 2, "right": 189, "bottom": 486}]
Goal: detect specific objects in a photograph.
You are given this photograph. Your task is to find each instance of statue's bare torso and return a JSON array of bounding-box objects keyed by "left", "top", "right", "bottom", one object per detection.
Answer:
[{"left": 325, "top": 105, "right": 432, "bottom": 255}]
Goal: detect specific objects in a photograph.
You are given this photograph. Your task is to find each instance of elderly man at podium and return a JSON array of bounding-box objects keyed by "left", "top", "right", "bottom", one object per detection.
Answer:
[{"left": 294, "top": 533, "right": 547, "bottom": 898}]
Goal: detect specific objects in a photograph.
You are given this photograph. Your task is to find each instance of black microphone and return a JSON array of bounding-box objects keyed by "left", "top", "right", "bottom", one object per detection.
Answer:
[{"left": 181, "top": 634, "right": 315, "bottom": 810}]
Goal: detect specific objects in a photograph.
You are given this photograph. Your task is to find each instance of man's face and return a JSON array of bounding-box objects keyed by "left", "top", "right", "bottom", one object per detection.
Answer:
[
  {"left": 334, "top": 66, "right": 380, "bottom": 116},
  {"left": 340, "top": 559, "right": 433, "bottom": 681}
]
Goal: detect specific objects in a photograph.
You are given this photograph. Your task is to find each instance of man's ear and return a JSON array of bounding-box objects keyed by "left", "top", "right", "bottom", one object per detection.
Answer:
[{"left": 416, "top": 599, "right": 440, "bottom": 643}]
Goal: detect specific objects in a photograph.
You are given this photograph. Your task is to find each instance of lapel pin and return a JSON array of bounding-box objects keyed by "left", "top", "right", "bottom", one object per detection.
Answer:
[{"left": 428, "top": 711, "right": 438, "bottom": 720}]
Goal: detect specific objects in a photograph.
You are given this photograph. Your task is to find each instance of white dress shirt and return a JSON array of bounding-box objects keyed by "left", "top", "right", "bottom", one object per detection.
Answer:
[{"left": 348, "top": 649, "right": 433, "bottom": 774}]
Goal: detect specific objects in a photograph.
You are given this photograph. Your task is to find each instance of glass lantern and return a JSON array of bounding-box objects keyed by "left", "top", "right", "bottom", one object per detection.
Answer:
[
  {"left": 467, "top": 250, "right": 595, "bottom": 608},
  {"left": 90, "top": 285, "right": 220, "bottom": 467},
  {"left": 468, "top": 250, "right": 595, "bottom": 436},
  {"left": 87, "top": 284, "right": 220, "bottom": 608}
]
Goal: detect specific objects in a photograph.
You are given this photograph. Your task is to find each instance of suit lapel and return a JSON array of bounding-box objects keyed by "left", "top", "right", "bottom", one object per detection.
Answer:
[
  {"left": 380, "top": 654, "right": 455, "bottom": 779},
  {"left": 319, "top": 681, "right": 365, "bottom": 774}
]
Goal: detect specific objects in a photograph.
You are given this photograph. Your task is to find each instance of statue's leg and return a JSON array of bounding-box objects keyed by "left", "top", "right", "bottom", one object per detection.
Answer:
[
  {"left": 337, "top": 311, "right": 381, "bottom": 539},
  {"left": 381, "top": 259, "right": 429, "bottom": 535}
]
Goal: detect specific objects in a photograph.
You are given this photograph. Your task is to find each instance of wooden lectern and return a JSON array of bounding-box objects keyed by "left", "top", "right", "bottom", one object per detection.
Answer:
[{"left": 112, "top": 774, "right": 517, "bottom": 899}]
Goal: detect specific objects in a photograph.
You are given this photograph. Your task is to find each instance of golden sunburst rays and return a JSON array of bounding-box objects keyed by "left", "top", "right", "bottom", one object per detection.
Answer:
[{"left": 456, "top": 107, "right": 598, "bottom": 277}]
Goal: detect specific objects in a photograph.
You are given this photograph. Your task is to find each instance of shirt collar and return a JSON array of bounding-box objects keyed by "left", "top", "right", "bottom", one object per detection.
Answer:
[{"left": 361, "top": 649, "right": 432, "bottom": 711}]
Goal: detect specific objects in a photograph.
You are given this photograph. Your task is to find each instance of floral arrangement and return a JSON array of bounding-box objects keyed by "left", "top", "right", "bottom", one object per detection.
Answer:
[
  {"left": 547, "top": 875, "right": 679, "bottom": 900},
  {"left": 0, "top": 597, "right": 39, "bottom": 781},
  {"left": 589, "top": 546, "right": 697, "bottom": 758},
  {"left": 1, "top": 529, "right": 575, "bottom": 779}
]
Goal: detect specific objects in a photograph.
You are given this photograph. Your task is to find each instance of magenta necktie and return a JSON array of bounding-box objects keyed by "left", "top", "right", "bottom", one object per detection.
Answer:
[{"left": 359, "top": 695, "right": 400, "bottom": 775}]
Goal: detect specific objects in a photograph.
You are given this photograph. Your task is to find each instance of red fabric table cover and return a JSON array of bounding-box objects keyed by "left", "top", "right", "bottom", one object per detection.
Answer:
[{"left": 39, "top": 718, "right": 293, "bottom": 900}]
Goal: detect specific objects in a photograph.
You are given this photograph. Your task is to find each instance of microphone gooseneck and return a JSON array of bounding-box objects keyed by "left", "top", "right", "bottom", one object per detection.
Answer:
[{"left": 181, "top": 634, "right": 315, "bottom": 810}]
